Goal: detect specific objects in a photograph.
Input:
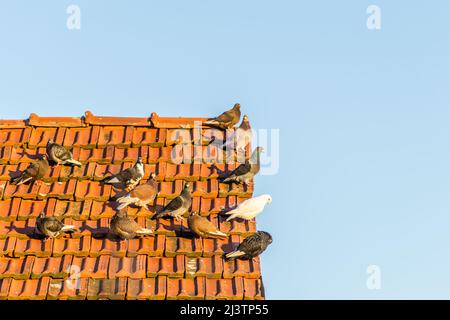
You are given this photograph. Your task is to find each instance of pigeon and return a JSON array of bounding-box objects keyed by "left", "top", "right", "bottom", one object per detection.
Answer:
[
  {"left": 10, "top": 155, "right": 49, "bottom": 185},
  {"left": 219, "top": 147, "right": 263, "bottom": 186},
  {"left": 225, "top": 194, "right": 272, "bottom": 221},
  {"left": 225, "top": 231, "right": 273, "bottom": 260},
  {"left": 46, "top": 139, "right": 82, "bottom": 167},
  {"left": 110, "top": 210, "right": 154, "bottom": 240},
  {"left": 204, "top": 103, "right": 241, "bottom": 129},
  {"left": 35, "top": 212, "right": 77, "bottom": 238},
  {"left": 103, "top": 157, "right": 144, "bottom": 191},
  {"left": 115, "top": 173, "right": 158, "bottom": 211},
  {"left": 209, "top": 115, "right": 252, "bottom": 153},
  {"left": 187, "top": 212, "right": 228, "bottom": 239},
  {"left": 154, "top": 183, "right": 192, "bottom": 221}
]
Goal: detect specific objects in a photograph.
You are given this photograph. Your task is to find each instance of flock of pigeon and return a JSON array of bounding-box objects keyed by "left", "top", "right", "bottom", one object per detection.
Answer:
[{"left": 10, "top": 104, "right": 273, "bottom": 261}]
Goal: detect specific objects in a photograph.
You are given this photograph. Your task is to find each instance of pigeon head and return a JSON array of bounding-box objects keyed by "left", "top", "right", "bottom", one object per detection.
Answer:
[
  {"left": 115, "top": 210, "right": 128, "bottom": 218},
  {"left": 41, "top": 154, "right": 48, "bottom": 161},
  {"left": 47, "top": 139, "right": 54, "bottom": 145},
  {"left": 149, "top": 172, "right": 156, "bottom": 180},
  {"left": 38, "top": 212, "right": 45, "bottom": 219},
  {"left": 264, "top": 195, "right": 272, "bottom": 204},
  {"left": 255, "top": 146, "right": 264, "bottom": 154},
  {"left": 260, "top": 231, "right": 273, "bottom": 244},
  {"left": 183, "top": 182, "right": 191, "bottom": 190},
  {"left": 243, "top": 115, "right": 249, "bottom": 121},
  {"left": 233, "top": 103, "right": 241, "bottom": 110},
  {"left": 137, "top": 157, "right": 143, "bottom": 164}
]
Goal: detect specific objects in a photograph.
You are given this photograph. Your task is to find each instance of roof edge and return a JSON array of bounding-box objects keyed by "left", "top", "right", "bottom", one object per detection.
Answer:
[{"left": 150, "top": 112, "right": 208, "bottom": 129}]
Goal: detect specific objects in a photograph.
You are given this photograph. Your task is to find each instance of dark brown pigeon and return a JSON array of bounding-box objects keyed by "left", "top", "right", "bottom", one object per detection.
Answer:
[
  {"left": 225, "top": 231, "right": 272, "bottom": 260},
  {"left": 10, "top": 155, "right": 49, "bottom": 185},
  {"left": 204, "top": 103, "right": 241, "bottom": 129},
  {"left": 110, "top": 211, "right": 154, "bottom": 240},
  {"left": 36, "top": 212, "right": 77, "bottom": 238}
]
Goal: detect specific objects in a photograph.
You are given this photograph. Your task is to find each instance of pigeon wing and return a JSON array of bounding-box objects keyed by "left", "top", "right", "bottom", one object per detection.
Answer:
[
  {"left": 44, "top": 218, "right": 64, "bottom": 233},
  {"left": 162, "top": 196, "right": 183, "bottom": 213},
  {"left": 52, "top": 144, "right": 73, "bottom": 162}
]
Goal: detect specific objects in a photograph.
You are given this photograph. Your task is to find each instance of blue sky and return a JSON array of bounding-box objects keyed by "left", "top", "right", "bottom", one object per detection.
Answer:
[{"left": 1, "top": 1, "right": 450, "bottom": 299}]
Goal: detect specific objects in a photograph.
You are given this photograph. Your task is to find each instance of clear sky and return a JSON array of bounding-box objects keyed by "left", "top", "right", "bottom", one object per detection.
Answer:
[{"left": 1, "top": 1, "right": 450, "bottom": 299}]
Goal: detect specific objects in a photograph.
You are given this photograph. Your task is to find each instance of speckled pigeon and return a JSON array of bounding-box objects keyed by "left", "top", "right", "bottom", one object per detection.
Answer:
[
  {"left": 225, "top": 231, "right": 272, "bottom": 260},
  {"left": 103, "top": 157, "right": 144, "bottom": 191},
  {"left": 36, "top": 212, "right": 77, "bottom": 238},
  {"left": 46, "top": 139, "right": 82, "bottom": 167},
  {"left": 10, "top": 155, "right": 49, "bottom": 185},
  {"left": 219, "top": 147, "right": 263, "bottom": 186},
  {"left": 116, "top": 173, "right": 158, "bottom": 210},
  {"left": 110, "top": 210, "right": 154, "bottom": 240},
  {"left": 154, "top": 183, "right": 192, "bottom": 221},
  {"left": 188, "top": 212, "right": 228, "bottom": 239},
  {"left": 204, "top": 103, "right": 241, "bottom": 129},
  {"left": 225, "top": 194, "right": 272, "bottom": 221}
]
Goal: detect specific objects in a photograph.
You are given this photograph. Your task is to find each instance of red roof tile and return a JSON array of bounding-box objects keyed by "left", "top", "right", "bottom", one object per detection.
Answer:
[{"left": 0, "top": 112, "right": 265, "bottom": 300}]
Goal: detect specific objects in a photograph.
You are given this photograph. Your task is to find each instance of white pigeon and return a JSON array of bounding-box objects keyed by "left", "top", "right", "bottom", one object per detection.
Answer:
[{"left": 225, "top": 194, "right": 272, "bottom": 221}]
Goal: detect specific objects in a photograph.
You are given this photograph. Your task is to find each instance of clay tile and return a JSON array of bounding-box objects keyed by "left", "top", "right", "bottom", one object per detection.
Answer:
[
  {"left": 108, "top": 255, "right": 147, "bottom": 279},
  {"left": 87, "top": 278, "right": 128, "bottom": 300},
  {"left": 0, "top": 278, "right": 12, "bottom": 299},
  {"left": 147, "top": 256, "right": 185, "bottom": 278},
  {"left": 47, "top": 278, "right": 89, "bottom": 300},
  {"left": 185, "top": 256, "right": 223, "bottom": 279},
  {"left": 132, "top": 127, "right": 166, "bottom": 147},
  {"left": 127, "top": 276, "right": 167, "bottom": 300},
  {"left": 0, "top": 119, "right": 27, "bottom": 129},
  {"left": 84, "top": 111, "right": 150, "bottom": 127},
  {"left": 205, "top": 277, "right": 244, "bottom": 300},
  {"left": 0, "top": 237, "right": 16, "bottom": 257},
  {"left": 165, "top": 237, "right": 203, "bottom": 258},
  {"left": 28, "top": 113, "right": 84, "bottom": 127},
  {"left": 166, "top": 277, "right": 205, "bottom": 300},
  {"left": 150, "top": 112, "right": 207, "bottom": 129},
  {"left": 89, "top": 237, "right": 128, "bottom": 257},
  {"left": 71, "top": 256, "right": 110, "bottom": 279},
  {"left": 243, "top": 278, "right": 264, "bottom": 300},
  {"left": 14, "top": 238, "right": 53, "bottom": 258},
  {"left": 8, "top": 277, "right": 50, "bottom": 300},
  {"left": 52, "top": 237, "right": 91, "bottom": 257},
  {"left": 31, "top": 255, "right": 73, "bottom": 279},
  {"left": 0, "top": 256, "right": 35, "bottom": 279}
]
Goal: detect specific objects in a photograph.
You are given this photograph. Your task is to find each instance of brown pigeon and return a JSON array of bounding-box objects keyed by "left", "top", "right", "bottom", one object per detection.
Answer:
[
  {"left": 219, "top": 147, "right": 263, "bottom": 186},
  {"left": 36, "top": 212, "right": 77, "bottom": 238},
  {"left": 10, "top": 155, "right": 49, "bottom": 185},
  {"left": 204, "top": 103, "right": 241, "bottom": 129},
  {"left": 103, "top": 157, "right": 144, "bottom": 191},
  {"left": 208, "top": 114, "right": 252, "bottom": 153},
  {"left": 110, "top": 211, "right": 154, "bottom": 240},
  {"left": 225, "top": 231, "right": 272, "bottom": 260},
  {"left": 46, "top": 139, "right": 82, "bottom": 167},
  {"left": 154, "top": 183, "right": 192, "bottom": 221},
  {"left": 187, "top": 212, "right": 228, "bottom": 239},
  {"left": 115, "top": 173, "right": 158, "bottom": 210}
]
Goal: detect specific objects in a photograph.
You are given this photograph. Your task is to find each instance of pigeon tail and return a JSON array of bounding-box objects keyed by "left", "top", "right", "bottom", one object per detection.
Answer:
[
  {"left": 10, "top": 176, "right": 32, "bottom": 185},
  {"left": 136, "top": 228, "right": 153, "bottom": 236},
  {"left": 116, "top": 200, "right": 132, "bottom": 211},
  {"left": 207, "top": 230, "right": 228, "bottom": 239},
  {"left": 225, "top": 250, "right": 246, "bottom": 259},
  {"left": 61, "top": 225, "right": 77, "bottom": 232},
  {"left": 103, "top": 176, "right": 120, "bottom": 184},
  {"left": 65, "top": 159, "right": 82, "bottom": 167}
]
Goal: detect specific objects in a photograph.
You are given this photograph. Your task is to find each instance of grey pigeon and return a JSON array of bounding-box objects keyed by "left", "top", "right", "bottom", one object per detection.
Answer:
[
  {"left": 187, "top": 212, "right": 228, "bottom": 239},
  {"left": 225, "top": 231, "right": 272, "bottom": 260},
  {"left": 110, "top": 210, "right": 154, "bottom": 240},
  {"left": 103, "top": 157, "right": 144, "bottom": 191},
  {"left": 10, "top": 155, "right": 49, "bottom": 185},
  {"left": 204, "top": 103, "right": 241, "bottom": 129},
  {"left": 36, "top": 212, "right": 77, "bottom": 238},
  {"left": 115, "top": 173, "right": 158, "bottom": 210},
  {"left": 46, "top": 139, "right": 82, "bottom": 167},
  {"left": 219, "top": 147, "right": 263, "bottom": 186},
  {"left": 154, "top": 183, "right": 192, "bottom": 221},
  {"left": 208, "top": 114, "right": 252, "bottom": 153}
]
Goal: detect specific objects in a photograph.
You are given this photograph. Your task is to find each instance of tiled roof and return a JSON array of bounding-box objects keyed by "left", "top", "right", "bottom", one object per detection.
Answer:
[{"left": 0, "top": 111, "right": 264, "bottom": 300}]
